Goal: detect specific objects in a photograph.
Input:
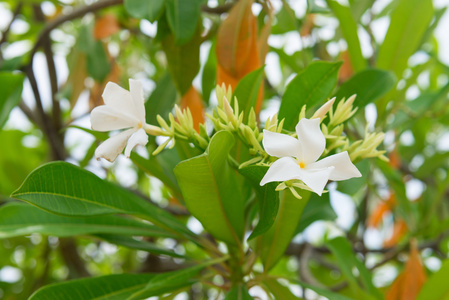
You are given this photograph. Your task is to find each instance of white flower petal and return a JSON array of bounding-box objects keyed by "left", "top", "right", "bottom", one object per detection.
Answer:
[
  {"left": 95, "top": 128, "right": 136, "bottom": 162},
  {"left": 310, "top": 151, "right": 362, "bottom": 181},
  {"left": 124, "top": 128, "right": 148, "bottom": 158},
  {"left": 260, "top": 157, "right": 303, "bottom": 185},
  {"left": 295, "top": 118, "right": 325, "bottom": 164},
  {"left": 129, "top": 79, "right": 146, "bottom": 124},
  {"left": 91, "top": 106, "right": 139, "bottom": 131},
  {"left": 300, "top": 167, "right": 334, "bottom": 196},
  {"left": 262, "top": 130, "right": 302, "bottom": 158},
  {"left": 102, "top": 81, "right": 139, "bottom": 117}
]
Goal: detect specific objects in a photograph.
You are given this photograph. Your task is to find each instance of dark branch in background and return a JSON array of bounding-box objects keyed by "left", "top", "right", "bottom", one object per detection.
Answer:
[
  {"left": 0, "top": 2, "right": 23, "bottom": 61},
  {"left": 201, "top": 3, "right": 234, "bottom": 14}
]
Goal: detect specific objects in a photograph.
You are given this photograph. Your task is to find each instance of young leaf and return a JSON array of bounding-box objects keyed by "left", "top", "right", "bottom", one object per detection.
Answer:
[
  {"left": 239, "top": 165, "right": 279, "bottom": 240},
  {"left": 279, "top": 61, "right": 342, "bottom": 131},
  {"left": 255, "top": 189, "right": 311, "bottom": 271},
  {"left": 377, "top": 0, "right": 433, "bottom": 77},
  {"left": 0, "top": 72, "right": 24, "bottom": 128},
  {"left": 29, "top": 274, "right": 156, "bottom": 300},
  {"left": 326, "top": 237, "right": 382, "bottom": 299},
  {"left": 386, "top": 240, "right": 427, "bottom": 300},
  {"left": 11, "top": 162, "right": 194, "bottom": 240},
  {"left": 174, "top": 131, "right": 245, "bottom": 245},
  {"left": 334, "top": 69, "right": 396, "bottom": 108},
  {"left": 0, "top": 202, "right": 175, "bottom": 239}
]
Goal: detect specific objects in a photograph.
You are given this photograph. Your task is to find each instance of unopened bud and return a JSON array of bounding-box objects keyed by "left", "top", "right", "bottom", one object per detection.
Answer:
[{"left": 312, "top": 97, "right": 335, "bottom": 119}]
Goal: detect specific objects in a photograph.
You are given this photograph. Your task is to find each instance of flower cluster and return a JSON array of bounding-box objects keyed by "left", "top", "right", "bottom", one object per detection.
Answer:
[{"left": 90, "top": 79, "right": 385, "bottom": 197}]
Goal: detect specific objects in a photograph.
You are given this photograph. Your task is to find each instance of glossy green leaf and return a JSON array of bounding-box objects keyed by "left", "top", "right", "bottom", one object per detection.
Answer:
[
  {"left": 256, "top": 189, "right": 311, "bottom": 271},
  {"left": 29, "top": 273, "right": 155, "bottom": 300},
  {"left": 161, "top": 17, "right": 201, "bottom": 95},
  {"left": 145, "top": 72, "right": 178, "bottom": 125},
  {"left": 233, "top": 66, "right": 265, "bottom": 122},
  {"left": 239, "top": 165, "right": 279, "bottom": 240},
  {"left": 128, "top": 258, "right": 224, "bottom": 299},
  {"left": 263, "top": 278, "right": 301, "bottom": 300},
  {"left": 0, "top": 202, "right": 174, "bottom": 239},
  {"left": 165, "top": 0, "right": 201, "bottom": 45},
  {"left": 0, "top": 72, "right": 24, "bottom": 128},
  {"left": 124, "top": 0, "right": 165, "bottom": 22},
  {"left": 334, "top": 69, "right": 396, "bottom": 108},
  {"left": 11, "top": 162, "right": 194, "bottom": 240},
  {"left": 326, "top": 237, "right": 382, "bottom": 300},
  {"left": 417, "top": 259, "right": 449, "bottom": 300},
  {"left": 377, "top": 0, "right": 433, "bottom": 77},
  {"left": 326, "top": 0, "right": 366, "bottom": 71},
  {"left": 296, "top": 192, "right": 336, "bottom": 233},
  {"left": 96, "top": 234, "right": 184, "bottom": 258},
  {"left": 174, "top": 131, "right": 245, "bottom": 245},
  {"left": 279, "top": 61, "right": 342, "bottom": 130},
  {"left": 224, "top": 285, "right": 254, "bottom": 300}
]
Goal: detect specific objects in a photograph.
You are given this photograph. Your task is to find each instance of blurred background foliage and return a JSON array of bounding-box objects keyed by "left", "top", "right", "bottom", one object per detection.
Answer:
[{"left": 0, "top": 0, "right": 449, "bottom": 299}]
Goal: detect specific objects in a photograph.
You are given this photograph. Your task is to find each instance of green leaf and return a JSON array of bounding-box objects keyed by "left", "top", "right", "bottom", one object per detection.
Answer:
[
  {"left": 128, "top": 258, "right": 224, "bottom": 299},
  {"left": 0, "top": 202, "right": 174, "bottom": 239},
  {"left": 376, "top": 0, "right": 433, "bottom": 77},
  {"left": 11, "top": 162, "right": 194, "bottom": 240},
  {"left": 272, "top": 1, "right": 300, "bottom": 34},
  {"left": 326, "top": 237, "right": 382, "bottom": 300},
  {"left": 334, "top": 69, "right": 396, "bottom": 108},
  {"left": 201, "top": 41, "right": 217, "bottom": 104},
  {"left": 263, "top": 278, "right": 302, "bottom": 300},
  {"left": 326, "top": 0, "right": 366, "bottom": 72},
  {"left": 96, "top": 234, "right": 184, "bottom": 258},
  {"left": 86, "top": 41, "right": 111, "bottom": 82},
  {"left": 256, "top": 189, "right": 311, "bottom": 271},
  {"left": 224, "top": 285, "right": 254, "bottom": 300},
  {"left": 161, "top": 17, "right": 201, "bottom": 95},
  {"left": 174, "top": 131, "right": 245, "bottom": 245},
  {"left": 417, "top": 259, "right": 449, "bottom": 300},
  {"left": 165, "top": 0, "right": 201, "bottom": 45},
  {"left": 124, "top": 0, "right": 165, "bottom": 22},
  {"left": 233, "top": 66, "right": 265, "bottom": 123},
  {"left": 239, "top": 165, "right": 279, "bottom": 240},
  {"left": 279, "top": 61, "right": 342, "bottom": 131},
  {"left": 296, "top": 192, "right": 336, "bottom": 233},
  {"left": 29, "top": 273, "right": 155, "bottom": 300},
  {"left": 285, "top": 277, "right": 355, "bottom": 300},
  {"left": 0, "top": 72, "right": 24, "bottom": 128},
  {"left": 145, "top": 72, "right": 178, "bottom": 125}
]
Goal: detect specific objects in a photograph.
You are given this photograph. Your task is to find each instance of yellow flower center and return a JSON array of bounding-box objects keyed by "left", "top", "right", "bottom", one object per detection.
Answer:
[
  {"left": 299, "top": 161, "right": 306, "bottom": 169},
  {"left": 137, "top": 122, "right": 143, "bottom": 129}
]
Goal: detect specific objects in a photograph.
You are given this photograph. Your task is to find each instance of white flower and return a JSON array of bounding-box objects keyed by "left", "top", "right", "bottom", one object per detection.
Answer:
[
  {"left": 90, "top": 79, "right": 149, "bottom": 162},
  {"left": 260, "top": 118, "right": 361, "bottom": 195}
]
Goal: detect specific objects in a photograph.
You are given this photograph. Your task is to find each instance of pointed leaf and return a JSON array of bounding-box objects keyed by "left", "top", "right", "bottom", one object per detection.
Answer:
[
  {"left": 0, "top": 202, "right": 174, "bottom": 239},
  {"left": 279, "top": 61, "right": 342, "bottom": 131},
  {"left": 29, "top": 274, "right": 156, "bottom": 300},
  {"left": 263, "top": 278, "right": 302, "bottom": 300},
  {"left": 334, "top": 69, "right": 396, "bottom": 108},
  {"left": 124, "top": 0, "right": 165, "bottom": 22},
  {"left": 174, "top": 131, "right": 245, "bottom": 245},
  {"left": 377, "top": 0, "right": 433, "bottom": 77},
  {"left": 145, "top": 72, "right": 178, "bottom": 125},
  {"left": 11, "top": 162, "right": 194, "bottom": 240},
  {"left": 417, "top": 259, "right": 449, "bottom": 300}
]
